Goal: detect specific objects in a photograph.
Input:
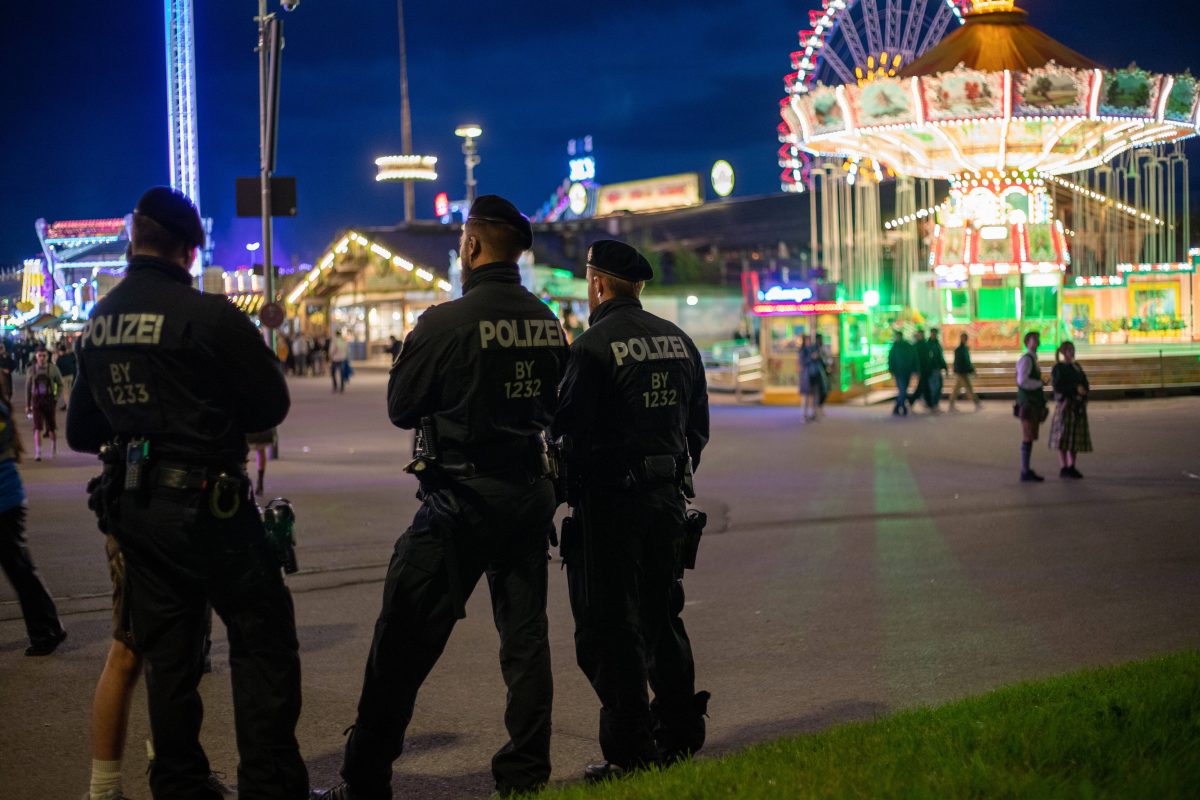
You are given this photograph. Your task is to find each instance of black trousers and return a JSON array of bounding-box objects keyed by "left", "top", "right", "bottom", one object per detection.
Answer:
[
  {"left": 342, "top": 476, "right": 555, "bottom": 798},
  {"left": 115, "top": 486, "right": 307, "bottom": 800},
  {"left": 0, "top": 505, "right": 64, "bottom": 646},
  {"left": 567, "top": 485, "right": 706, "bottom": 768}
]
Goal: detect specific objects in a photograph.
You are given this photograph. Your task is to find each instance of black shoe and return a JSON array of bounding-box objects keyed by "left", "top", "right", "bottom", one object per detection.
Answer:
[
  {"left": 1020, "top": 470, "right": 1045, "bottom": 483},
  {"left": 25, "top": 628, "right": 67, "bottom": 656},
  {"left": 583, "top": 761, "right": 626, "bottom": 783},
  {"left": 1060, "top": 467, "right": 1072, "bottom": 479},
  {"left": 310, "top": 784, "right": 367, "bottom": 800},
  {"left": 205, "top": 772, "right": 237, "bottom": 797},
  {"left": 1068, "top": 466, "right": 1083, "bottom": 479}
]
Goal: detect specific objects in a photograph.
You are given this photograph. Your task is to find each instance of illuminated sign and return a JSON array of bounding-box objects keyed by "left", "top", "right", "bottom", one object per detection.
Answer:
[
  {"left": 434, "top": 192, "right": 450, "bottom": 218},
  {"left": 569, "top": 157, "right": 596, "bottom": 182},
  {"left": 568, "top": 183, "right": 588, "bottom": 216},
  {"left": 1072, "top": 275, "right": 1124, "bottom": 287},
  {"left": 751, "top": 300, "right": 867, "bottom": 316},
  {"left": 758, "top": 285, "right": 813, "bottom": 303},
  {"left": 1115, "top": 262, "right": 1196, "bottom": 274},
  {"left": 711, "top": 160, "right": 735, "bottom": 197},
  {"left": 596, "top": 174, "right": 702, "bottom": 216}
]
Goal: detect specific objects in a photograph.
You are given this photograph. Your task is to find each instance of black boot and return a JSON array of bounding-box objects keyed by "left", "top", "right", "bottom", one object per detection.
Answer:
[{"left": 583, "top": 761, "right": 626, "bottom": 783}]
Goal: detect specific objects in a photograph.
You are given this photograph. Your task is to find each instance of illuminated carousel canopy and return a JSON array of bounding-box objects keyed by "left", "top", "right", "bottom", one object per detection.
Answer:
[
  {"left": 781, "top": 4, "right": 1199, "bottom": 180},
  {"left": 899, "top": 6, "right": 1096, "bottom": 76}
]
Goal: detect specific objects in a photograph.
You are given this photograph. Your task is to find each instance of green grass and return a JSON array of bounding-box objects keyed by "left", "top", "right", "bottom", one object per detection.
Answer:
[{"left": 540, "top": 651, "right": 1200, "bottom": 799}]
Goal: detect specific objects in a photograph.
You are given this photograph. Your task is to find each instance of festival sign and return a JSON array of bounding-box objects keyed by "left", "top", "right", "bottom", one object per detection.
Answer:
[
  {"left": 595, "top": 174, "right": 702, "bottom": 216},
  {"left": 1100, "top": 67, "right": 1158, "bottom": 117},
  {"left": 923, "top": 66, "right": 1004, "bottom": 121},
  {"left": 847, "top": 77, "right": 916, "bottom": 128},
  {"left": 806, "top": 85, "right": 847, "bottom": 135},
  {"left": 1163, "top": 74, "right": 1199, "bottom": 123},
  {"left": 1014, "top": 64, "right": 1090, "bottom": 117}
]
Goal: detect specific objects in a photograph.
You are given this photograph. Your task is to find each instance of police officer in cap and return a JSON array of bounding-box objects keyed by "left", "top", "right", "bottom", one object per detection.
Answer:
[
  {"left": 315, "top": 195, "right": 568, "bottom": 799},
  {"left": 554, "top": 239, "right": 711, "bottom": 780},
  {"left": 67, "top": 187, "right": 308, "bottom": 799}
]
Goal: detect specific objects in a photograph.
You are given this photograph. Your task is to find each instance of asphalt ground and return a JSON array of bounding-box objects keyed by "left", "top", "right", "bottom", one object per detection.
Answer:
[{"left": 2, "top": 371, "right": 1199, "bottom": 798}]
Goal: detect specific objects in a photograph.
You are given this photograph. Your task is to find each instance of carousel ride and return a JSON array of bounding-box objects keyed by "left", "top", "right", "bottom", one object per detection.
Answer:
[{"left": 779, "top": 0, "right": 1198, "bottom": 310}]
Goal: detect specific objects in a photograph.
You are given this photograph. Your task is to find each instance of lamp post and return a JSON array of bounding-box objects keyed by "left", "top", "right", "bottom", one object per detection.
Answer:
[
  {"left": 256, "top": 0, "right": 295, "bottom": 348},
  {"left": 455, "top": 124, "right": 482, "bottom": 209}
]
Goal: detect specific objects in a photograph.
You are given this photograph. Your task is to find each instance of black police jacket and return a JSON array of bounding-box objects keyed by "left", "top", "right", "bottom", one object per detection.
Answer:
[
  {"left": 553, "top": 296, "right": 709, "bottom": 472},
  {"left": 388, "top": 262, "right": 568, "bottom": 453},
  {"left": 66, "top": 255, "right": 289, "bottom": 465}
]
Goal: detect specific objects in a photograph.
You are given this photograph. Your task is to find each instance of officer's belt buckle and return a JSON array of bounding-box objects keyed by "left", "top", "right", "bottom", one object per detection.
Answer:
[{"left": 154, "top": 465, "right": 209, "bottom": 492}]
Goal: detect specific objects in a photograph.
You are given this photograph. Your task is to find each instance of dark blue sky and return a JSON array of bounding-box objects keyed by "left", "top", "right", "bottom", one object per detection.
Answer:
[{"left": 1, "top": 0, "right": 1196, "bottom": 267}]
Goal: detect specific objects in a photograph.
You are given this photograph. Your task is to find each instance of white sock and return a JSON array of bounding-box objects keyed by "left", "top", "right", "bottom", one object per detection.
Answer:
[{"left": 89, "top": 759, "right": 123, "bottom": 800}]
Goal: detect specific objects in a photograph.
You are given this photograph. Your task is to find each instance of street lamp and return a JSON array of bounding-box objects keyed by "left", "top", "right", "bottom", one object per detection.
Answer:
[{"left": 455, "top": 124, "right": 482, "bottom": 209}]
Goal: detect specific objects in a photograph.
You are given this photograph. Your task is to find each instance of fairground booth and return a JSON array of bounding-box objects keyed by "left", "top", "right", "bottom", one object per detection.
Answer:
[
  {"left": 749, "top": 276, "right": 875, "bottom": 404},
  {"left": 1062, "top": 254, "right": 1198, "bottom": 343}
]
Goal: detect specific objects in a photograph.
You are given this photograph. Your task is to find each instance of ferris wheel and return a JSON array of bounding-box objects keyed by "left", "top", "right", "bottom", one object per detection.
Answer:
[{"left": 780, "top": 0, "right": 966, "bottom": 189}]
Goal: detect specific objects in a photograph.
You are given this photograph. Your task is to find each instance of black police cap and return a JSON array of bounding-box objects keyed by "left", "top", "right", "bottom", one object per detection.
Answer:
[
  {"left": 586, "top": 239, "right": 653, "bottom": 282},
  {"left": 133, "top": 186, "right": 205, "bottom": 250},
  {"left": 468, "top": 194, "right": 533, "bottom": 251}
]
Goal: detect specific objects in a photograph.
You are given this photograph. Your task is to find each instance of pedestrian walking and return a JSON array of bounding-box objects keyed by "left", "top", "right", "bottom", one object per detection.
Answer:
[
  {"left": 887, "top": 330, "right": 917, "bottom": 416},
  {"left": 1049, "top": 340, "right": 1091, "bottom": 478},
  {"left": 1015, "top": 330, "right": 1049, "bottom": 482},
  {"left": 290, "top": 332, "right": 309, "bottom": 377},
  {"left": 247, "top": 428, "right": 277, "bottom": 496},
  {"left": 948, "top": 332, "right": 982, "bottom": 411},
  {"left": 925, "top": 328, "right": 947, "bottom": 411},
  {"left": 912, "top": 329, "right": 931, "bottom": 409},
  {"left": 0, "top": 396, "right": 67, "bottom": 656},
  {"left": 798, "top": 334, "right": 819, "bottom": 420},
  {"left": 329, "top": 330, "right": 348, "bottom": 393},
  {"left": 313, "top": 195, "right": 568, "bottom": 800},
  {"left": 554, "top": 239, "right": 711, "bottom": 781},
  {"left": 66, "top": 186, "right": 306, "bottom": 799},
  {"left": 25, "top": 347, "right": 63, "bottom": 460}
]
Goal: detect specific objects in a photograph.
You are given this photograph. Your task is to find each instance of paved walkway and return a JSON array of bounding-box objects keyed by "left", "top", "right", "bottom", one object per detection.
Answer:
[{"left": 2, "top": 373, "right": 1198, "bottom": 797}]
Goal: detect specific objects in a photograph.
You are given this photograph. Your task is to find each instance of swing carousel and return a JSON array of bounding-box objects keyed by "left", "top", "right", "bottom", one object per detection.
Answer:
[{"left": 777, "top": 0, "right": 1197, "bottom": 352}]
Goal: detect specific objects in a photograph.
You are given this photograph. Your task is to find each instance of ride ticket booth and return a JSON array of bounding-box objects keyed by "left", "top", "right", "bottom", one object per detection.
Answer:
[{"left": 751, "top": 296, "right": 871, "bottom": 404}]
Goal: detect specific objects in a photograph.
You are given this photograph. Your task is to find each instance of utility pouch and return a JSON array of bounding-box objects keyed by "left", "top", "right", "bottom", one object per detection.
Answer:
[
  {"left": 632, "top": 454, "right": 679, "bottom": 487},
  {"left": 87, "top": 443, "right": 125, "bottom": 534},
  {"left": 682, "top": 509, "right": 707, "bottom": 570},
  {"left": 681, "top": 458, "right": 696, "bottom": 499},
  {"left": 123, "top": 438, "right": 149, "bottom": 492}
]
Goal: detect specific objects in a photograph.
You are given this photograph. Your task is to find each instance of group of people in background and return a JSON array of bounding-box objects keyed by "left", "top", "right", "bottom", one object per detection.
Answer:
[
  {"left": 887, "top": 326, "right": 1092, "bottom": 481},
  {"left": 0, "top": 334, "right": 78, "bottom": 461},
  {"left": 888, "top": 327, "right": 978, "bottom": 416},
  {"left": 274, "top": 329, "right": 351, "bottom": 393}
]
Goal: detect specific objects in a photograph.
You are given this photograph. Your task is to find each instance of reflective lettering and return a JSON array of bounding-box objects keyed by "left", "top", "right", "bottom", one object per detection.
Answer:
[
  {"left": 627, "top": 338, "right": 647, "bottom": 362},
  {"left": 479, "top": 321, "right": 497, "bottom": 348},
  {"left": 83, "top": 314, "right": 166, "bottom": 348},
  {"left": 479, "top": 318, "right": 565, "bottom": 350},
  {"left": 611, "top": 341, "right": 630, "bottom": 365}
]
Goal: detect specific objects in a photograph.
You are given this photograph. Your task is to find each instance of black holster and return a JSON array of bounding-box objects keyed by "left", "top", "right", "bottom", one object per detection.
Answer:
[
  {"left": 682, "top": 509, "right": 707, "bottom": 570},
  {"left": 86, "top": 444, "right": 125, "bottom": 534}
]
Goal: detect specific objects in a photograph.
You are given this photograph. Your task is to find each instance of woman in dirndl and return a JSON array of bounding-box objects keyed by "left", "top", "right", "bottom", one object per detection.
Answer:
[{"left": 1048, "top": 340, "right": 1091, "bottom": 479}]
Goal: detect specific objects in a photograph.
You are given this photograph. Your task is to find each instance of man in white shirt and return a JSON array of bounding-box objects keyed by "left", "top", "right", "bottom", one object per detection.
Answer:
[
  {"left": 1015, "top": 331, "right": 1048, "bottom": 482},
  {"left": 329, "top": 331, "right": 349, "bottom": 393}
]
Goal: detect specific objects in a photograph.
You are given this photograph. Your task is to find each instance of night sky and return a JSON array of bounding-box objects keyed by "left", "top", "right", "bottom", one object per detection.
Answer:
[{"left": 1, "top": 0, "right": 1196, "bottom": 268}]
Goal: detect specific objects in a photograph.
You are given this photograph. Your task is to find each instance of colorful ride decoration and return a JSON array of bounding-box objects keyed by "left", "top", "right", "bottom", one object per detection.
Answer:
[{"left": 778, "top": 0, "right": 1197, "bottom": 342}]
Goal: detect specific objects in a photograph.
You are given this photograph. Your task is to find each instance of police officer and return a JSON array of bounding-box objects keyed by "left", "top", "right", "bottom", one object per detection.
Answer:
[
  {"left": 66, "top": 187, "right": 308, "bottom": 799},
  {"left": 554, "top": 239, "right": 711, "bottom": 780},
  {"left": 315, "top": 195, "right": 568, "bottom": 800}
]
